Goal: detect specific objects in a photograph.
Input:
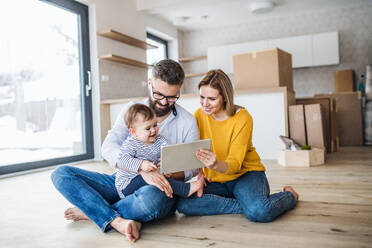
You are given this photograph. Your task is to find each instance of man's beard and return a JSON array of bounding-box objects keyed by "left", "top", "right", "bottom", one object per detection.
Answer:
[{"left": 149, "top": 97, "right": 173, "bottom": 117}]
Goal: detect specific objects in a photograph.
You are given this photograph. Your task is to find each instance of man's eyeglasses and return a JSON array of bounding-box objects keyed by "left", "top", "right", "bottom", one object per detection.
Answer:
[{"left": 151, "top": 84, "right": 180, "bottom": 103}]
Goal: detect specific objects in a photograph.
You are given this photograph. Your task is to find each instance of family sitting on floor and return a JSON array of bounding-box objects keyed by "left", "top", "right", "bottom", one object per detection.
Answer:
[{"left": 51, "top": 59, "right": 299, "bottom": 243}]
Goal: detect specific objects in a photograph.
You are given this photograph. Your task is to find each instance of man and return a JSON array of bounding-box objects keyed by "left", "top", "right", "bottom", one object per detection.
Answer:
[{"left": 51, "top": 59, "right": 199, "bottom": 242}]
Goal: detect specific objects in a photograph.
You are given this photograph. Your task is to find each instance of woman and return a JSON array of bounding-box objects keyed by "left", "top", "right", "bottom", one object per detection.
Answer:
[{"left": 177, "top": 69, "right": 298, "bottom": 222}]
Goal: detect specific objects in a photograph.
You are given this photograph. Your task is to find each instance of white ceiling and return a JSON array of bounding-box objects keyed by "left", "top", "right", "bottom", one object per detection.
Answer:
[{"left": 137, "top": 0, "right": 372, "bottom": 31}]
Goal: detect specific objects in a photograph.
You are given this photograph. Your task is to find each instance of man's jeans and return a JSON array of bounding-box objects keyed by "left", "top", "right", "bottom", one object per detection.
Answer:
[
  {"left": 51, "top": 165, "right": 176, "bottom": 232},
  {"left": 177, "top": 171, "right": 297, "bottom": 222}
]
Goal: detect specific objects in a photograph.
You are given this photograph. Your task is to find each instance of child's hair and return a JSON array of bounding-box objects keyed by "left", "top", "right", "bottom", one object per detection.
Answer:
[{"left": 124, "top": 104, "right": 155, "bottom": 128}]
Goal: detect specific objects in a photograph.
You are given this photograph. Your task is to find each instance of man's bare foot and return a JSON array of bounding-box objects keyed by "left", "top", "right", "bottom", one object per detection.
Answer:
[
  {"left": 64, "top": 207, "right": 89, "bottom": 221},
  {"left": 283, "top": 186, "right": 299, "bottom": 201},
  {"left": 110, "top": 217, "right": 142, "bottom": 243},
  {"left": 188, "top": 176, "right": 204, "bottom": 197}
]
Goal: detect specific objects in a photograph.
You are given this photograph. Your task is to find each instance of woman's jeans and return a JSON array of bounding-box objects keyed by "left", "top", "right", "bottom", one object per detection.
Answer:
[
  {"left": 177, "top": 171, "right": 297, "bottom": 222},
  {"left": 51, "top": 165, "right": 176, "bottom": 232}
]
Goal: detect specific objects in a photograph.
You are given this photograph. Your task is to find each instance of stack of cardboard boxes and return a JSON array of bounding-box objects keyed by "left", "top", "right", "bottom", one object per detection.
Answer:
[
  {"left": 291, "top": 69, "right": 363, "bottom": 149},
  {"left": 285, "top": 69, "right": 363, "bottom": 166},
  {"left": 233, "top": 48, "right": 362, "bottom": 167},
  {"left": 233, "top": 48, "right": 322, "bottom": 166},
  {"left": 233, "top": 48, "right": 346, "bottom": 167},
  {"left": 292, "top": 97, "right": 337, "bottom": 153},
  {"left": 283, "top": 102, "right": 327, "bottom": 167},
  {"left": 316, "top": 69, "right": 363, "bottom": 147}
]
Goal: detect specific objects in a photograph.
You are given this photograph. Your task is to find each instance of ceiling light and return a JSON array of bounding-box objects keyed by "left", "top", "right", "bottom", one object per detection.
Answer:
[{"left": 249, "top": 1, "right": 274, "bottom": 14}]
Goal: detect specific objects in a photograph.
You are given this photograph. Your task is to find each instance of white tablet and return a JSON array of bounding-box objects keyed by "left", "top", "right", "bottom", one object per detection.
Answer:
[{"left": 160, "top": 139, "right": 212, "bottom": 174}]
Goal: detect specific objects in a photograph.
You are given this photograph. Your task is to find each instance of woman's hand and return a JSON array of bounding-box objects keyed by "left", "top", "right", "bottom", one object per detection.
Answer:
[
  {"left": 196, "top": 149, "right": 217, "bottom": 169},
  {"left": 196, "top": 149, "right": 228, "bottom": 173}
]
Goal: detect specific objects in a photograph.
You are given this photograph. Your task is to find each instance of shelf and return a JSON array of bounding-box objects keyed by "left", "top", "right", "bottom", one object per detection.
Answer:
[
  {"left": 99, "top": 54, "right": 151, "bottom": 69},
  {"left": 185, "top": 72, "right": 205, "bottom": 78},
  {"left": 97, "top": 29, "right": 157, "bottom": 50},
  {"left": 101, "top": 96, "right": 145, "bottom": 105},
  {"left": 179, "top": 56, "right": 207, "bottom": 62}
]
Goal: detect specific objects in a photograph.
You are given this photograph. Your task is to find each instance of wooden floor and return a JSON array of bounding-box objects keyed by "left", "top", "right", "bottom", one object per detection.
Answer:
[{"left": 1, "top": 147, "right": 372, "bottom": 248}]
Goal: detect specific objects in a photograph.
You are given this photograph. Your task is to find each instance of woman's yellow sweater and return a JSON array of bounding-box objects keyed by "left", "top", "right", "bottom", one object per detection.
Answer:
[{"left": 194, "top": 107, "right": 265, "bottom": 183}]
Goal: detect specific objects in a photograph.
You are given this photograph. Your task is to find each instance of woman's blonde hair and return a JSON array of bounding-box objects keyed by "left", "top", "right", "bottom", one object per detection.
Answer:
[{"left": 198, "top": 69, "right": 240, "bottom": 116}]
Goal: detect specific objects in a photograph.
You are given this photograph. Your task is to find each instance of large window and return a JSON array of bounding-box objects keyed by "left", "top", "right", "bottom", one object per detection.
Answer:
[
  {"left": 146, "top": 33, "right": 168, "bottom": 77},
  {"left": 0, "top": 0, "right": 93, "bottom": 175}
]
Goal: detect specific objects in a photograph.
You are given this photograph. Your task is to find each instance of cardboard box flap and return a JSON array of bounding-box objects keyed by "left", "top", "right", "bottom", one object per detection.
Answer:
[
  {"left": 305, "top": 104, "right": 326, "bottom": 149},
  {"left": 289, "top": 105, "right": 306, "bottom": 146},
  {"left": 296, "top": 97, "right": 333, "bottom": 152}
]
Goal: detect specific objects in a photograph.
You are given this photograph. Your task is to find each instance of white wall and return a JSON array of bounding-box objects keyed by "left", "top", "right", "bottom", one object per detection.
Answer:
[
  {"left": 144, "top": 15, "right": 179, "bottom": 61},
  {"left": 180, "top": 3, "right": 372, "bottom": 97}
]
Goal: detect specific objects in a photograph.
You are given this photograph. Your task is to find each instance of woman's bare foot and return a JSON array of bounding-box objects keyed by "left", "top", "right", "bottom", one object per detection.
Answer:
[
  {"left": 64, "top": 207, "right": 89, "bottom": 221},
  {"left": 110, "top": 217, "right": 142, "bottom": 243},
  {"left": 283, "top": 186, "right": 299, "bottom": 201},
  {"left": 188, "top": 176, "right": 204, "bottom": 197}
]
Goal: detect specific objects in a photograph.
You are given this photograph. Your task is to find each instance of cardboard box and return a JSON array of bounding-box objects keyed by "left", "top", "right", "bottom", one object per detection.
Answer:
[
  {"left": 330, "top": 110, "right": 339, "bottom": 152},
  {"left": 334, "top": 69, "right": 355, "bottom": 92},
  {"left": 233, "top": 48, "right": 293, "bottom": 91},
  {"left": 288, "top": 105, "right": 306, "bottom": 146},
  {"left": 315, "top": 92, "right": 363, "bottom": 146},
  {"left": 278, "top": 148, "right": 325, "bottom": 167},
  {"left": 305, "top": 104, "right": 326, "bottom": 150},
  {"left": 296, "top": 97, "right": 335, "bottom": 152}
]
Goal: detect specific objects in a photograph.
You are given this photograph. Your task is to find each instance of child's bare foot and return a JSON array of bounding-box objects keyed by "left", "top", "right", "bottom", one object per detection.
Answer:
[
  {"left": 283, "top": 186, "right": 299, "bottom": 201},
  {"left": 64, "top": 207, "right": 89, "bottom": 221},
  {"left": 196, "top": 183, "right": 204, "bottom": 198},
  {"left": 110, "top": 217, "right": 142, "bottom": 243},
  {"left": 188, "top": 176, "right": 204, "bottom": 197}
]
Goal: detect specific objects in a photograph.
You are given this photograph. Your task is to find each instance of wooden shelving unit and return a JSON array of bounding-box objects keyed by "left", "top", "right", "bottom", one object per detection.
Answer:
[
  {"left": 185, "top": 72, "right": 205, "bottom": 78},
  {"left": 99, "top": 54, "right": 151, "bottom": 69},
  {"left": 179, "top": 55, "right": 207, "bottom": 63},
  {"left": 98, "top": 29, "right": 153, "bottom": 142},
  {"left": 180, "top": 55, "right": 207, "bottom": 79},
  {"left": 97, "top": 29, "right": 157, "bottom": 50}
]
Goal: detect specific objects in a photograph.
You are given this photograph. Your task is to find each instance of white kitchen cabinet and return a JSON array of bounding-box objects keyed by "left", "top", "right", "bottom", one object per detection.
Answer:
[
  {"left": 207, "top": 31, "right": 339, "bottom": 72},
  {"left": 208, "top": 40, "right": 268, "bottom": 74},
  {"left": 267, "top": 35, "right": 312, "bottom": 68},
  {"left": 312, "top": 32, "right": 339, "bottom": 66}
]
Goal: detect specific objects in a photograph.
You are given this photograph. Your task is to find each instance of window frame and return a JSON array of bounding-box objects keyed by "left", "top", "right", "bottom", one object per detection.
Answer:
[
  {"left": 0, "top": 0, "right": 93, "bottom": 175},
  {"left": 147, "top": 32, "right": 169, "bottom": 59}
]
